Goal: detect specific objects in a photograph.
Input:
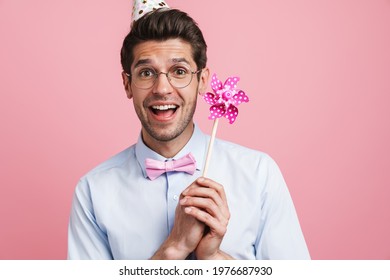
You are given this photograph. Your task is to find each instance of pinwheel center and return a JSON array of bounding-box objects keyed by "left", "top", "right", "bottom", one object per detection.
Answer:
[{"left": 222, "top": 90, "right": 233, "bottom": 101}]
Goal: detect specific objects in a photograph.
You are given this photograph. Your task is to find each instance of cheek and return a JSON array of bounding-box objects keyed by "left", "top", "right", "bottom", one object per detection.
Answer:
[
  {"left": 182, "top": 94, "right": 198, "bottom": 108},
  {"left": 131, "top": 96, "right": 144, "bottom": 112},
  {"left": 183, "top": 86, "right": 199, "bottom": 102}
]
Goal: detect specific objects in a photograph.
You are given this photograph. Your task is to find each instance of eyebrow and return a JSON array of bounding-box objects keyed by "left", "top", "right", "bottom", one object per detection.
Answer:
[
  {"left": 171, "top": 58, "right": 191, "bottom": 65},
  {"left": 133, "top": 59, "right": 152, "bottom": 69},
  {"left": 133, "top": 57, "right": 192, "bottom": 69}
]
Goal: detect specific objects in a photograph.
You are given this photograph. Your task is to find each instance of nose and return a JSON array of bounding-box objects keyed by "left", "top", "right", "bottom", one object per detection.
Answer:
[{"left": 152, "top": 72, "right": 173, "bottom": 95}]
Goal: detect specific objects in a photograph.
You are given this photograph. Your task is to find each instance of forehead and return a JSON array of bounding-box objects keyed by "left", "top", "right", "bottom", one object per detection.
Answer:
[{"left": 132, "top": 39, "right": 195, "bottom": 68}]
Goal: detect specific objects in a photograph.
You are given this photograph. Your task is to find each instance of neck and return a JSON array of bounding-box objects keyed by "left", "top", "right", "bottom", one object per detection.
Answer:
[{"left": 142, "top": 123, "right": 195, "bottom": 158}]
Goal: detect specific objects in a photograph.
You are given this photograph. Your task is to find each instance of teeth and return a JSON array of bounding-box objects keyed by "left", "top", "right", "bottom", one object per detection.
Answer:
[{"left": 152, "top": 105, "right": 177, "bottom": 111}]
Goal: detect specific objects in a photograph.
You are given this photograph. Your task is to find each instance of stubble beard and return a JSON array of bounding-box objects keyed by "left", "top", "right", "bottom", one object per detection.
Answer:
[{"left": 138, "top": 99, "right": 197, "bottom": 143}]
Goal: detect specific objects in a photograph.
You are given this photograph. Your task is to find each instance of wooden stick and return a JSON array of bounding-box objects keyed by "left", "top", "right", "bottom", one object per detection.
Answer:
[{"left": 202, "top": 118, "right": 219, "bottom": 177}]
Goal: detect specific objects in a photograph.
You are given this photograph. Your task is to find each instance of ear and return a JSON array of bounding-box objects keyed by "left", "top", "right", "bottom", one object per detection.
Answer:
[
  {"left": 122, "top": 71, "right": 133, "bottom": 99},
  {"left": 198, "top": 67, "right": 210, "bottom": 95}
]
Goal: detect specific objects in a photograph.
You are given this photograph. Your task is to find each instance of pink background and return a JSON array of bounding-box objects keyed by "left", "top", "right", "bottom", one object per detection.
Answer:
[{"left": 1, "top": 0, "right": 389, "bottom": 259}]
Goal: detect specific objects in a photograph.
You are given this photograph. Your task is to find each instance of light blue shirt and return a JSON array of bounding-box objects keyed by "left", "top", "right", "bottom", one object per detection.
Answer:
[{"left": 68, "top": 125, "right": 310, "bottom": 259}]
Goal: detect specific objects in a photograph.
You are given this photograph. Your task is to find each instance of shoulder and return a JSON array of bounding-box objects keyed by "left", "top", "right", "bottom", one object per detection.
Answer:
[
  {"left": 214, "top": 138, "right": 273, "bottom": 163},
  {"left": 211, "top": 137, "right": 282, "bottom": 177},
  {"left": 79, "top": 145, "right": 135, "bottom": 182}
]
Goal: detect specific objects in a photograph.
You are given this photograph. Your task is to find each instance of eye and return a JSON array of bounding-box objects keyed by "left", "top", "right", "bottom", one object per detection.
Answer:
[
  {"left": 137, "top": 68, "right": 156, "bottom": 79},
  {"left": 170, "top": 67, "right": 189, "bottom": 78}
]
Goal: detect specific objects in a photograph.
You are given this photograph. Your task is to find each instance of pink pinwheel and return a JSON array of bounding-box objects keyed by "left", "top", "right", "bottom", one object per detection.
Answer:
[
  {"left": 201, "top": 73, "right": 249, "bottom": 177},
  {"left": 203, "top": 73, "right": 249, "bottom": 124}
]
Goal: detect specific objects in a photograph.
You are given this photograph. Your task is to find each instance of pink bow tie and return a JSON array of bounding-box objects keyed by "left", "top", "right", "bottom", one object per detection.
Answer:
[{"left": 145, "top": 153, "right": 197, "bottom": 180}]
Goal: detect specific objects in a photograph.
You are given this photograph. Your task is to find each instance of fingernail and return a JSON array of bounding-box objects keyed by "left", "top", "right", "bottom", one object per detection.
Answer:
[
  {"left": 180, "top": 198, "right": 187, "bottom": 204},
  {"left": 198, "top": 177, "right": 205, "bottom": 183},
  {"left": 184, "top": 207, "right": 192, "bottom": 213}
]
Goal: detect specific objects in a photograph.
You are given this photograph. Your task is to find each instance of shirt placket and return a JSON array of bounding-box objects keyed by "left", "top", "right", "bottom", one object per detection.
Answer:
[{"left": 165, "top": 163, "right": 182, "bottom": 233}]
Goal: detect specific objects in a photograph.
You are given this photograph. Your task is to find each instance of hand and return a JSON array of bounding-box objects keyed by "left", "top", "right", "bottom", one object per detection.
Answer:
[
  {"left": 151, "top": 181, "right": 205, "bottom": 260},
  {"left": 180, "top": 177, "right": 233, "bottom": 260}
]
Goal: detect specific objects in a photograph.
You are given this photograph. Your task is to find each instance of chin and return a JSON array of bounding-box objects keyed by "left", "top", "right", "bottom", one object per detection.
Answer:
[
  {"left": 145, "top": 121, "right": 193, "bottom": 143},
  {"left": 144, "top": 126, "right": 178, "bottom": 142}
]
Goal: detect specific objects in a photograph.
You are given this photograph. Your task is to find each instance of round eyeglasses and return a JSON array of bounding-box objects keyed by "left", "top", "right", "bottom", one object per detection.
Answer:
[{"left": 125, "top": 65, "right": 202, "bottom": 89}]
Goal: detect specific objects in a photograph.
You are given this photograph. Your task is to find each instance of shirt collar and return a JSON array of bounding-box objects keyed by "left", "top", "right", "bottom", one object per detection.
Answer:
[{"left": 135, "top": 124, "right": 208, "bottom": 179}]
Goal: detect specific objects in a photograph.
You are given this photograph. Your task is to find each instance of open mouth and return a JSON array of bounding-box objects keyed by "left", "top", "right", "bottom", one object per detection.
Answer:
[{"left": 150, "top": 104, "right": 178, "bottom": 119}]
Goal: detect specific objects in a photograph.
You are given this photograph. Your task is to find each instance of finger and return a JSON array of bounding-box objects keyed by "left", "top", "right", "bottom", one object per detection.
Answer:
[
  {"left": 183, "top": 186, "right": 226, "bottom": 210},
  {"left": 183, "top": 179, "right": 229, "bottom": 218},
  {"left": 196, "top": 177, "right": 228, "bottom": 203},
  {"left": 180, "top": 196, "right": 224, "bottom": 220},
  {"left": 184, "top": 206, "right": 228, "bottom": 237},
  {"left": 183, "top": 177, "right": 227, "bottom": 202},
  {"left": 180, "top": 179, "right": 204, "bottom": 199}
]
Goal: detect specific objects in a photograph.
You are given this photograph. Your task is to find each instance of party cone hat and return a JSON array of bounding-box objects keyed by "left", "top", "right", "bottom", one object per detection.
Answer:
[{"left": 132, "top": 0, "right": 170, "bottom": 21}]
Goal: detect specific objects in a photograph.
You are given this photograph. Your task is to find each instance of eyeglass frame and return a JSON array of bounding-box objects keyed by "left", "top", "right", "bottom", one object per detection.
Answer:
[{"left": 124, "top": 66, "right": 203, "bottom": 90}]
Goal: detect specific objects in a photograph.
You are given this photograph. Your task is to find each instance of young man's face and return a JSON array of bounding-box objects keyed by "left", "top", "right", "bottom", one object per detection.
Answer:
[{"left": 123, "top": 39, "right": 209, "bottom": 152}]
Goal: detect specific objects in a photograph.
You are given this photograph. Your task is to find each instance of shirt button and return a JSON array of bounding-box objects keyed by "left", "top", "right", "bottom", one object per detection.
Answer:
[{"left": 173, "top": 195, "right": 178, "bottom": 201}]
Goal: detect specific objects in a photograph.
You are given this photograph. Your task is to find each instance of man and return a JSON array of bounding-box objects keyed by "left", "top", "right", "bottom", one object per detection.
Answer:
[{"left": 68, "top": 2, "right": 310, "bottom": 260}]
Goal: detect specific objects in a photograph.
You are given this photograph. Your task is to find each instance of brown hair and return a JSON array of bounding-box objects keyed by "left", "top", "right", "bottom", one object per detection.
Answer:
[{"left": 120, "top": 9, "right": 207, "bottom": 77}]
